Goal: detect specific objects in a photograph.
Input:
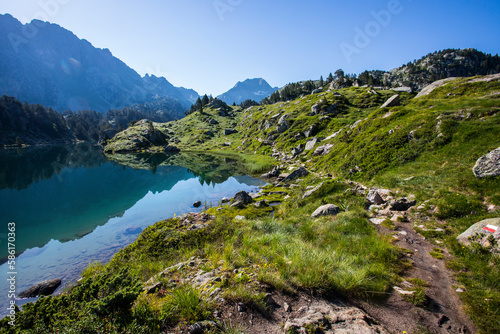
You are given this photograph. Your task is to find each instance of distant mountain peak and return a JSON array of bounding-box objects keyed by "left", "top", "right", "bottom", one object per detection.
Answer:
[{"left": 218, "top": 78, "right": 278, "bottom": 105}]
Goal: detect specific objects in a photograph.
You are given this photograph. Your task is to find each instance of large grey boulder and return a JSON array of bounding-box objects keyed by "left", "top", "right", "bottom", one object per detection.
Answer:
[
  {"left": 380, "top": 94, "right": 400, "bottom": 108},
  {"left": 18, "top": 279, "right": 61, "bottom": 298},
  {"left": 224, "top": 128, "right": 238, "bottom": 135},
  {"left": 283, "top": 166, "right": 309, "bottom": 182},
  {"left": 366, "top": 188, "right": 385, "bottom": 205},
  {"left": 233, "top": 191, "right": 253, "bottom": 205},
  {"left": 305, "top": 137, "right": 318, "bottom": 150},
  {"left": 261, "top": 166, "right": 281, "bottom": 178},
  {"left": 473, "top": 147, "right": 500, "bottom": 178},
  {"left": 311, "top": 204, "right": 341, "bottom": 218},
  {"left": 277, "top": 114, "right": 290, "bottom": 134},
  {"left": 313, "top": 143, "right": 333, "bottom": 156},
  {"left": 303, "top": 182, "right": 324, "bottom": 199},
  {"left": 310, "top": 104, "right": 320, "bottom": 115},
  {"left": 457, "top": 218, "right": 500, "bottom": 252}
]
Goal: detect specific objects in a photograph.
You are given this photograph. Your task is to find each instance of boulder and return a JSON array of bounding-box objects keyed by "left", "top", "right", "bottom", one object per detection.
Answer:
[
  {"left": 277, "top": 121, "right": 289, "bottom": 134},
  {"left": 311, "top": 204, "right": 341, "bottom": 218},
  {"left": 230, "top": 201, "right": 244, "bottom": 208},
  {"left": 380, "top": 94, "right": 400, "bottom": 108},
  {"left": 276, "top": 114, "right": 290, "bottom": 134},
  {"left": 164, "top": 145, "right": 180, "bottom": 153},
  {"left": 473, "top": 147, "right": 500, "bottom": 177},
  {"left": 366, "top": 189, "right": 385, "bottom": 205},
  {"left": 305, "top": 137, "right": 318, "bottom": 150},
  {"left": 208, "top": 118, "right": 219, "bottom": 125},
  {"left": 304, "top": 124, "right": 318, "bottom": 138},
  {"left": 233, "top": 191, "right": 253, "bottom": 205},
  {"left": 313, "top": 143, "right": 333, "bottom": 156},
  {"left": 254, "top": 200, "right": 268, "bottom": 208},
  {"left": 310, "top": 104, "right": 320, "bottom": 115},
  {"left": 457, "top": 218, "right": 500, "bottom": 252},
  {"left": 389, "top": 198, "right": 417, "bottom": 211},
  {"left": 221, "top": 197, "right": 230, "bottom": 203},
  {"left": 205, "top": 131, "right": 215, "bottom": 137},
  {"left": 303, "top": 182, "right": 324, "bottom": 199},
  {"left": 393, "top": 87, "right": 412, "bottom": 93},
  {"left": 312, "top": 88, "right": 323, "bottom": 94},
  {"left": 291, "top": 146, "right": 304, "bottom": 157},
  {"left": 208, "top": 98, "right": 231, "bottom": 111},
  {"left": 193, "top": 201, "right": 202, "bottom": 208},
  {"left": 224, "top": 128, "right": 238, "bottom": 135},
  {"left": 18, "top": 279, "right": 61, "bottom": 298},
  {"left": 283, "top": 166, "right": 309, "bottom": 182},
  {"left": 261, "top": 166, "right": 281, "bottom": 178}
]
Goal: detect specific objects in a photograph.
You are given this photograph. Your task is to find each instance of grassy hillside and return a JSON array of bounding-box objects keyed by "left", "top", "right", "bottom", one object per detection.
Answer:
[{"left": 3, "top": 75, "right": 500, "bottom": 333}]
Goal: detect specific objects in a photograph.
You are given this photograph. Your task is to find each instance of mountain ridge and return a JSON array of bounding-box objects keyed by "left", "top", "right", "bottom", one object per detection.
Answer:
[{"left": 0, "top": 14, "right": 198, "bottom": 113}]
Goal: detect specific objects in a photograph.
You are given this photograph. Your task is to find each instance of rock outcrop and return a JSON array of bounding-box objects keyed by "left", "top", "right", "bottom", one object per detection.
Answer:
[
  {"left": 104, "top": 119, "right": 168, "bottom": 153},
  {"left": 284, "top": 301, "right": 389, "bottom": 334}
]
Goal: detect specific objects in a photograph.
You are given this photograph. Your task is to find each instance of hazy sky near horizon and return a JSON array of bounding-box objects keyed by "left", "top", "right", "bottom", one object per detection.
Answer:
[{"left": 1, "top": 0, "right": 500, "bottom": 95}]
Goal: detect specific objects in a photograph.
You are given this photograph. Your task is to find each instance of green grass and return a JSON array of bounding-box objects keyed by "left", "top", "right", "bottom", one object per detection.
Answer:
[
  {"left": 161, "top": 285, "right": 212, "bottom": 323},
  {"left": 3, "top": 76, "right": 500, "bottom": 334}
]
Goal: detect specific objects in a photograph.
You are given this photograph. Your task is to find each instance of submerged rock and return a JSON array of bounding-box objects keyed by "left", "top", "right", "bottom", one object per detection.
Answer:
[{"left": 18, "top": 279, "right": 62, "bottom": 298}]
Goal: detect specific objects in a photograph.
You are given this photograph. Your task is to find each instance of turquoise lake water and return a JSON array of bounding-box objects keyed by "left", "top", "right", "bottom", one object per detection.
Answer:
[{"left": 0, "top": 145, "right": 265, "bottom": 316}]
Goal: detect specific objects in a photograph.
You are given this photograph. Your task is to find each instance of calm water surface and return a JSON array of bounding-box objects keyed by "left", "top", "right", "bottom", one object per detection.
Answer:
[{"left": 0, "top": 145, "right": 265, "bottom": 315}]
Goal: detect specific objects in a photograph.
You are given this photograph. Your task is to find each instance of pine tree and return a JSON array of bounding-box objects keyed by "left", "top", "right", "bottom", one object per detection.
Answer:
[
  {"left": 319, "top": 75, "right": 324, "bottom": 87},
  {"left": 327, "top": 73, "right": 334, "bottom": 83},
  {"left": 195, "top": 97, "right": 202, "bottom": 111},
  {"left": 201, "top": 94, "right": 209, "bottom": 106}
]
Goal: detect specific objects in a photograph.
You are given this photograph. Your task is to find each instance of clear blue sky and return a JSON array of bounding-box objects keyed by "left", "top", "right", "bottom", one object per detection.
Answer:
[{"left": 1, "top": 0, "right": 499, "bottom": 95}]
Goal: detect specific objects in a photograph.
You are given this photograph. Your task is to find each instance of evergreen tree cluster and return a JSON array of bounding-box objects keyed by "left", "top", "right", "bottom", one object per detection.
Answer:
[
  {"left": 239, "top": 99, "right": 259, "bottom": 109},
  {"left": 0, "top": 95, "right": 182, "bottom": 147},
  {"left": 186, "top": 94, "right": 213, "bottom": 115}
]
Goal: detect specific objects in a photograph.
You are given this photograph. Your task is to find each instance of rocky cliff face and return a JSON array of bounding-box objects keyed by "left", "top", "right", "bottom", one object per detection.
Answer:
[
  {"left": 382, "top": 48, "right": 500, "bottom": 90},
  {"left": 217, "top": 78, "right": 278, "bottom": 105},
  {"left": 0, "top": 14, "right": 198, "bottom": 113}
]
